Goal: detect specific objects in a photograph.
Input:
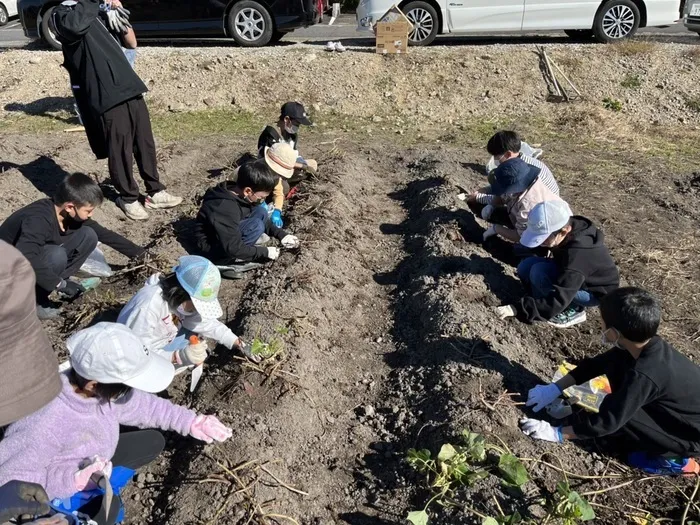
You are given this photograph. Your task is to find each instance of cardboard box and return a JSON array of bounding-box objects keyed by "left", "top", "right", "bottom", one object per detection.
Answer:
[{"left": 375, "top": 5, "right": 412, "bottom": 54}]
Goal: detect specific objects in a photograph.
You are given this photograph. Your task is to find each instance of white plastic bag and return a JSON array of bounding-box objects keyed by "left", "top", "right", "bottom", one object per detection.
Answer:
[
  {"left": 485, "top": 141, "right": 544, "bottom": 174},
  {"left": 80, "top": 246, "right": 113, "bottom": 277}
]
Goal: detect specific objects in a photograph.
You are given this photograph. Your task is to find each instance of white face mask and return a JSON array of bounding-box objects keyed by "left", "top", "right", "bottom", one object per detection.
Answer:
[
  {"left": 177, "top": 304, "right": 194, "bottom": 318},
  {"left": 285, "top": 123, "right": 299, "bottom": 135},
  {"left": 601, "top": 328, "right": 620, "bottom": 347}
]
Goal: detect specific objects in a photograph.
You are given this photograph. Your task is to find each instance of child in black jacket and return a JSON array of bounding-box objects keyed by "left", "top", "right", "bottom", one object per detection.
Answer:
[
  {"left": 520, "top": 287, "right": 700, "bottom": 476},
  {"left": 495, "top": 200, "right": 619, "bottom": 328},
  {"left": 194, "top": 161, "right": 300, "bottom": 279}
]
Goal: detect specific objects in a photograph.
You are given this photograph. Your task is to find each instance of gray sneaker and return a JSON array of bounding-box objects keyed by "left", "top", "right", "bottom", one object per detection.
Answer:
[
  {"left": 37, "top": 305, "right": 62, "bottom": 320},
  {"left": 548, "top": 306, "right": 587, "bottom": 328},
  {"left": 117, "top": 198, "right": 149, "bottom": 220},
  {"left": 145, "top": 191, "right": 182, "bottom": 210}
]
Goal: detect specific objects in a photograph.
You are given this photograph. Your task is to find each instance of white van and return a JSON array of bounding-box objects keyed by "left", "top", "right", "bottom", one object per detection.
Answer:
[
  {"left": 356, "top": 0, "right": 679, "bottom": 44},
  {"left": 0, "top": 0, "right": 17, "bottom": 26}
]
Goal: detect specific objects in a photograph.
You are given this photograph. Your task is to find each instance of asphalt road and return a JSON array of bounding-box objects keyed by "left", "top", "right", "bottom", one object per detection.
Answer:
[{"left": 0, "top": 13, "right": 696, "bottom": 49}]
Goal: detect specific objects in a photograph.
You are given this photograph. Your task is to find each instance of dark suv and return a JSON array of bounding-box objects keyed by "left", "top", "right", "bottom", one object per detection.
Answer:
[{"left": 18, "top": 0, "right": 319, "bottom": 49}]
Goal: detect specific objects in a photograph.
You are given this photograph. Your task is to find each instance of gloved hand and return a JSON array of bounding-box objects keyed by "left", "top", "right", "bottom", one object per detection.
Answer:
[
  {"left": 281, "top": 235, "right": 300, "bottom": 249},
  {"left": 526, "top": 383, "right": 563, "bottom": 413},
  {"left": 190, "top": 415, "right": 233, "bottom": 444},
  {"left": 520, "top": 418, "right": 563, "bottom": 443},
  {"left": 237, "top": 339, "right": 262, "bottom": 363},
  {"left": 175, "top": 341, "right": 208, "bottom": 367},
  {"left": 0, "top": 480, "right": 51, "bottom": 523},
  {"left": 74, "top": 457, "right": 112, "bottom": 491},
  {"left": 270, "top": 209, "right": 283, "bottom": 228},
  {"left": 481, "top": 204, "right": 495, "bottom": 220},
  {"left": 495, "top": 305, "right": 516, "bottom": 320},
  {"left": 483, "top": 225, "right": 497, "bottom": 242},
  {"left": 267, "top": 247, "right": 280, "bottom": 260},
  {"left": 57, "top": 279, "right": 85, "bottom": 300}
]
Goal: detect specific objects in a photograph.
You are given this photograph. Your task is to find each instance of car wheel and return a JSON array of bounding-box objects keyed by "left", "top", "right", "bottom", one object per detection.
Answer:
[
  {"left": 40, "top": 6, "right": 63, "bottom": 50},
  {"left": 564, "top": 29, "right": 594, "bottom": 40},
  {"left": 593, "top": 0, "right": 640, "bottom": 42},
  {"left": 402, "top": 1, "right": 439, "bottom": 46},
  {"left": 227, "top": 1, "right": 274, "bottom": 47}
]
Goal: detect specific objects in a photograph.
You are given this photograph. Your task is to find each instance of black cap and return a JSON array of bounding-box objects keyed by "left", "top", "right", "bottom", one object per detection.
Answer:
[{"left": 280, "top": 102, "right": 313, "bottom": 126}]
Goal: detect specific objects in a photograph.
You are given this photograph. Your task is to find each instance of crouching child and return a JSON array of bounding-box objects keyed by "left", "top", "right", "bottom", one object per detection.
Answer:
[
  {"left": 495, "top": 200, "right": 619, "bottom": 328},
  {"left": 193, "top": 160, "right": 300, "bottom": 280},
  {"left": 0, "top": 323, "right": 233, "bottom": 525},
  {"left": 520, "top": 287, "right": 700, "bottom": 475},
  {"left": 118, "top": 255, "right": 260, "bottom": 364}
]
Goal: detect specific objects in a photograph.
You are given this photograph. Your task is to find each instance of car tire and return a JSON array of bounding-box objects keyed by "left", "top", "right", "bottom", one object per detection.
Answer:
[
  {"left": 41, "top": 6, "right": 63, "bottom": 50},
  {"left": 402, "top": 1, "right": 439, "bottom": 46},
  {"left": 0, "top": 4, "right": 8, "bottom": 26},
  {"left": 564, "top": 29, "right": 594, "bottom": 40},
  {"left": 592, "top": 0, "right": 640, "bottom": 42},
  {"left": 227, "top": 0, "right": 274, "bottom": 47}
]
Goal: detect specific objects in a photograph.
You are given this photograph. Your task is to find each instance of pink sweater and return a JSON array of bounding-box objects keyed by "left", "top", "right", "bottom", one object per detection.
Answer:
[{"left": 0, "top": 373, "right": 196, "bottom": 499}]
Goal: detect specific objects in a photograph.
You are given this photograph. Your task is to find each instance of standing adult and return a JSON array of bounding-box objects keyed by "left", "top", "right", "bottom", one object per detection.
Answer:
[
  {"left": 52, "top": 0, "right": 181, "bottom": 221},
  {"left": 0, "top": 241, "right": 66, "bottom": 524}
]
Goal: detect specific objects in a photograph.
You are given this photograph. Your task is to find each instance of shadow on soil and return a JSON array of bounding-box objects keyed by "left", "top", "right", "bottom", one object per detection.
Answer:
[
  {"left": 4, "top": 97, "right": 78, "bottom": 124},
  {"left": 0, "top": 155, "right": 71, "bottom": 197}
]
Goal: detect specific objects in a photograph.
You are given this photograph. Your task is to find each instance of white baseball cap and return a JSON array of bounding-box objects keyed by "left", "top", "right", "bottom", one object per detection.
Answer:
[
  {"left": 520, "top": 200, "right": 574, "bottom": 248},
  {"left": 67, "top": 323, "right": 175, "bottom": 393},
  {"left": 174, "top": 256, "right": 223, "bottom": 320},
  {"left": 264, "top": 143, "right": 296, "bottom": 179}
]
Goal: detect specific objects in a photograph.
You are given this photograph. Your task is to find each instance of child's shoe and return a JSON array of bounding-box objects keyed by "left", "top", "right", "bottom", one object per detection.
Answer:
[
  {"left": 548, "top": 306, "right": 586, "bottom": 329},
  {"left": 325, "top": 41, "right": 336, "bottom": 52},
  {"left": 334, "top": 42, "right": 346, "bottom": 52},
  {"left": 628, "top": 452, "right": 700, "bottom": 475},
  {"left": 145, "top": 190, "right": 183, "bottom": 210}
]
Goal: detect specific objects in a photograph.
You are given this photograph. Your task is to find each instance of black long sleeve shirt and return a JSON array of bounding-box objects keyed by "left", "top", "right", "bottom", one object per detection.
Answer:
[
  {"left": 194, "top": 182, "right": 288, "bottom": 263},
  {"left": 0, "top": 199, "right": 144, "bottom": 292},
  {"left": 569, "top": 337, "right": 700, "bottom": 451}
]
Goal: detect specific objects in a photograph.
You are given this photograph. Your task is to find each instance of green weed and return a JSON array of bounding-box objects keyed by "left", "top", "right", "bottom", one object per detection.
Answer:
[
  {"left": 620, "top": 74, "right": 642, "bottom": 89},
  {"left": 602, "top": 98, "right": 623, "bottom": 112},
  {"left": 686, "top": 96, "right": 700, "bottom": 113}
]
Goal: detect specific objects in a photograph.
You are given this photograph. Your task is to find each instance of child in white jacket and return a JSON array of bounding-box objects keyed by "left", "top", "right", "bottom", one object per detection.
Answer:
[{"left": 118, "top": 255, "right": 259, "bottom": 367}]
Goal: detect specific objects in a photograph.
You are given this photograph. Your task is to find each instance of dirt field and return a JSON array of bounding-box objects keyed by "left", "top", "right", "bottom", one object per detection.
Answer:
[{"left": 1, "top": 40, "right": 700, "bottom": 524}]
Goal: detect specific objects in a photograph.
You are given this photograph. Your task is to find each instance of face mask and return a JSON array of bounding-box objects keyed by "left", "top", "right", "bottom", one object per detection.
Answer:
[
  {"left": 601, "top": 328, "right": 620, "bottom": 347},
  {"left": 177, "top": 304, "right": 194, "bottom": 318},
  {"left": 285, "top": 123, "right": 299, "bottom": 135}
]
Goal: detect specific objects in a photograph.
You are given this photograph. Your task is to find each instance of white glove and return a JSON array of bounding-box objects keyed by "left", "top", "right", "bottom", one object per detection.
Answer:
[
  {"left": 483, "top": 225, "right": 497, "bottom": 242},
  {"left": 526, "top": 383, "right": 563, "bottom": 413},
  {"left": 281, "top": 235, "right": 300, "bottom": 249},
  {"left": 495, "top": 305, "right": 516, "bottom": 320},
  {"left": 267, "top": 247, "right": 280, "bottom": 260},
  {"left": 106, "top": 8, "right": 130, "bottom": 33},
  {"left": 520, "top": 418, "right": 563, "bottom": 443},
  {"left": 175, "top": 341, "right": 208, "bottom": 367},
  {"left": 481, "top": 204, "right": 495, "bottom": 220}
]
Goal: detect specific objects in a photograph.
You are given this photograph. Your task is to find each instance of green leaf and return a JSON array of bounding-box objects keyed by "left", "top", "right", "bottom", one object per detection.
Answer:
[
  {"left": 482, "top": 518, "right": 499, "bottom": 525},
  {"left": 437, "top": 444, "right": 457, "bottom": 462},
  {"left": 498, "top": 454, "right": 529, "bottom": 487},
  {"left": 462, "top": 430, "right": 487, "bottom": 461},
  {"left": 555, "top": 480, "right": 570, "bottom": 496},
  {"left": 406, "top": 449, "right": 432, "bottom": 472},
  {"left": 407, "top": 510, "right": 429, "bottom": 525},
  {"left": 568, "top": 491, "right": 595, "bottom": 521}
]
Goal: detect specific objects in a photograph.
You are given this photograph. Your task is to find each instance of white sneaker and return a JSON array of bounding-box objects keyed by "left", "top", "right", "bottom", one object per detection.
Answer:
[
  {"left": 325, "top": 41, "right": 336, "bottom": 52},
  {"left": 145, "top": 190, "right": 183, "bottom": 209},
  {"left": 335, "top": 42, "right": 346, "bottom": 52},
  {"left": 117, "top": 198, "right": 149, "bottom": 220}
]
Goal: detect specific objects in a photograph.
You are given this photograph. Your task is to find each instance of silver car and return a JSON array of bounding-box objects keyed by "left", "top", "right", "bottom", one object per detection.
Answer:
[
  {"left": 0, "top": 0, "right": 17, "bottom": 26},
  {"left": 684, "top": 0, "right": 700, "bottom": 35}
]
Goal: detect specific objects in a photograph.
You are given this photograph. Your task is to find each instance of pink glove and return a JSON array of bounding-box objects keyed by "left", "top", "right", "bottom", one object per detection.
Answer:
[
  {"left": 74, "top": 456, "right": 112, "bottom": 491},
  {"left": 189, "top": 415, "right": 232, "bottom": 444}
]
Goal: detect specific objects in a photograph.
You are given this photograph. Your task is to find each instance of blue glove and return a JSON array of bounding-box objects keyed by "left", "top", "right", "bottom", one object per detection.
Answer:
[{"left": 271, "top": 209, "right": 283, "bottom": 228}]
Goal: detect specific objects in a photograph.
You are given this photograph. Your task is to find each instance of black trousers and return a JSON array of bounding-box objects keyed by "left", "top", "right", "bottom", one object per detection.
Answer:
[
  {"left": 36, "top": 227, "right": 98, "bottom": 305},
  {"left": 102, "top": 97, "right": 165, "bottom": 203},
  {"left": 617, "top": 409, "right": 699, "bottom": 457},
  {"left": 80, "top": 430, "right": 165, "bottom": 525},
  {"left": 467, "top": 201, "right": 513, "bottom": 227}
]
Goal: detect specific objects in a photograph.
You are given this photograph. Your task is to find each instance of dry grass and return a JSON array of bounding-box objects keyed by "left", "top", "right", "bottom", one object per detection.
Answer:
[{"left": 610, "top": 39, "right": 657, "bottom": 56}]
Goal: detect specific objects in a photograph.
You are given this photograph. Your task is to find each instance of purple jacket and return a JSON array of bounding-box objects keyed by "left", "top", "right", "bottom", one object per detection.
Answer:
[{"left": 0, "top": 373, "right": 196, "bottom": 499}]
